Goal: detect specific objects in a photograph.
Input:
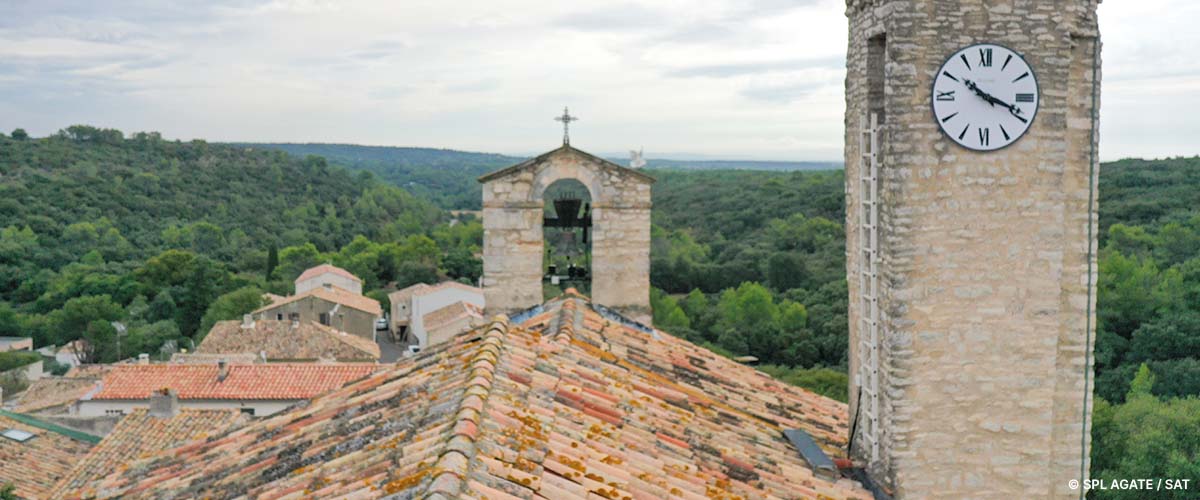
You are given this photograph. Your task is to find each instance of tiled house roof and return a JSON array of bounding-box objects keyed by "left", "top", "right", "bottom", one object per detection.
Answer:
[
  {"left": 0, "top": 411, "right": 96, "bottom": 499},
  {"left": 423, "top": 301, "right": 484, "bottom": 333},
  {"left": 51, "top": 409, "right": 246, "bottom": 499},
  {"left": 253, "top": 285, "right": 383, "bottom": 316},
  {"left": 388, "top": 281, "right": 482, "bottom": 305},
  {"left": 12, "top": 377, "right": 100, "bottom": 414},
  {"left": 199, "top": 320, "right": 381, "bottom": 361},
  {"left": 63, "top": 364, "right": 112, "bottom": 379},
  {"left": 85, "top": 293, "right": 870, "bottom": 499},
  {"left": 295, "top": 264, "right": 362, "bottom": 284},
  {"left": 90, "top": 364, "right": 378, "bottom": 401}
]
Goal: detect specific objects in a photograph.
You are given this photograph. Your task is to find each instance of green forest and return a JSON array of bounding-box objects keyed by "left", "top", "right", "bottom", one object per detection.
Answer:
[
  {"left": 1, "top": 127, "right": 1197, "bottom": 494},
  {"left": 0, "top": 126, "right": 481, "bottom": 374}
]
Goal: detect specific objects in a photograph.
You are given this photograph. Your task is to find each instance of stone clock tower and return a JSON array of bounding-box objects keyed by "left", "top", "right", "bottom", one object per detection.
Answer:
[{"left": 844, "top": 1, "right": 1101, "bottom": 498}]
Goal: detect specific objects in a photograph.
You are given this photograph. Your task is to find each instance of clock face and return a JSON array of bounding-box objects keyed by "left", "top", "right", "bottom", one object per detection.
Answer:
[{"left": 932, "top": 43, "right": 1039, "bottom": 151}]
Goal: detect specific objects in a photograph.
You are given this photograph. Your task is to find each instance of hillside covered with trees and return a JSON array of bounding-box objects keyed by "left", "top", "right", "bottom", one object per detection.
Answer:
[{"left": 0, "top": 126, "right": 480, "bottom": 372}]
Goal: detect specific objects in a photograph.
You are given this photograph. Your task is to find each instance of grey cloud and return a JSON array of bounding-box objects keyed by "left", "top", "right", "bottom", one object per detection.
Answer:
[
  {"left": 740, "top": 81, "right": 824, "bottom": 103},
  {"left": 447, "top": 79, "right": 501, "bottom": 93},
  {"left": 553, "top": 4, "right": 668, "bottom": 32},
  {"left": 668, "top": 56, "right": 842, "bottom": 78},
  {"left": 657, "top": 22, "right": 740, "bottom": 44}
]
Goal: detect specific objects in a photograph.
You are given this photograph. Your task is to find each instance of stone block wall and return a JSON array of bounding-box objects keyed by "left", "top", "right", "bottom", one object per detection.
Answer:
[
  {"left": 844, "top": 1, "right": 1100, "bottom": 498},
  {"left": 481, "top": 146, "right": 654, "bottom": 322}
]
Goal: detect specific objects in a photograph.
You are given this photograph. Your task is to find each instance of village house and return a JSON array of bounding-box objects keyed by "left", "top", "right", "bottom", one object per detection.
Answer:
[
  {"left": 387, "top": 281, "right": 484, "bottom": 350},
  {"left": 75, "top": 362, "right": 377, "bottom": 418},
  {"left": 293, "top": 264, "right": 363, "bottom": 296},
  {"left": 253, "top": 272, "right": 382, "bottom": 342},
  {"left": 420, "top": 300, "right": 483, "bottom": 349},
  {"left": 0, "top": 336, "right": 33, "bottom": 353},
  {"left": 198, "top": 316, "right": 381, "bottom": 362}
]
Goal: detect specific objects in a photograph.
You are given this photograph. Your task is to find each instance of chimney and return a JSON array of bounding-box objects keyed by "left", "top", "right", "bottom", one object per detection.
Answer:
[
  {"left": 138, "top": 353, "right": 149, "bottom": 365},
  {"left": 149, "top": 388, "right": 179, "bottom": 418},
  {"left": 242, "top": 314, "right": 254, "bottom": 328},
  {"left": 218, "top": 359, "right": 229, "bottom": 382}
]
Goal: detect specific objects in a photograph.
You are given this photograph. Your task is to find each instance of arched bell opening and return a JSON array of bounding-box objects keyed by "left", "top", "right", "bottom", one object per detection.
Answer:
[{"left": 542, "top": 178, "right": 592, "bottom": 299}]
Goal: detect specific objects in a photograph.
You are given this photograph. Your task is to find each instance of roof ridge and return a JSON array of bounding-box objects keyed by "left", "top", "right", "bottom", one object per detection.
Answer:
[
  {"left": 476, "top": 144, "right": 656, "bottom": 184},
  {"left": 552, "top": 298, "right": 578, "bottom": 344},
  {"left": 423, "top": 316, "right": 510, "bottom": 499}
]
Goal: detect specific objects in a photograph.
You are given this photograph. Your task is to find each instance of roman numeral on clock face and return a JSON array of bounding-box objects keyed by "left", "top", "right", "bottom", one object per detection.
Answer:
[
  {"left": 978, "top": 127, "right": 990, "bottom": 147},
  {"left": 1015, "top": 93, "right": 1035, "bottom": 103},
  {"left": 936, "top": 90, "right": 955, "bottom": 101},
  {"left": 978, "top": 48, "right": 993, "bottom": 67}
]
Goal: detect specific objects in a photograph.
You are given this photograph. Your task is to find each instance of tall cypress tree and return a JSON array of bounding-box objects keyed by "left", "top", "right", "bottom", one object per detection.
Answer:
[{"left": 266, "top": 244, "right": 278, "bottom": 280}]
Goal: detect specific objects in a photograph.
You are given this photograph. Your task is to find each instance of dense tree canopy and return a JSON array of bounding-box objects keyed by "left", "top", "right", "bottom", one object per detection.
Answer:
[{"left": 0, "top": 128, "right": 479, "bottom": 363}]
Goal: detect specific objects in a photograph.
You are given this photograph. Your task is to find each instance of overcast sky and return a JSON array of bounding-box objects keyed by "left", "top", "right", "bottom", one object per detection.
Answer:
[{"left": 0, "top": 0, "right": 1193, "bottom": 161}]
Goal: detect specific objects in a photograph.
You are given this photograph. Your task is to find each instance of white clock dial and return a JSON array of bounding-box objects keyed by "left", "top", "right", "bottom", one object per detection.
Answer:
[{"left": 931, "top": 43, "right": 1039, "bottom": 151}]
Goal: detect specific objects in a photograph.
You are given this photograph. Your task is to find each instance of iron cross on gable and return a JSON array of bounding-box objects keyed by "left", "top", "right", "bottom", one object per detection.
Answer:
[{"left": 554, "top": 107, "right": 578, "bottom": 145}]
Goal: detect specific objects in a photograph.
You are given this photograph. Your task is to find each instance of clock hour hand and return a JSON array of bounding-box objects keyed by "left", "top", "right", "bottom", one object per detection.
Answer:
[{"left": 964, "top": 79, "right": 1026, "bottom": 121}]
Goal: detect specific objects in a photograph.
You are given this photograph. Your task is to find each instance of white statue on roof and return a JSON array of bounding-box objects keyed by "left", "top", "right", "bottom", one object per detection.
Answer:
[{"left": 629, "top": 148, "right": 646, "bottom": 169}]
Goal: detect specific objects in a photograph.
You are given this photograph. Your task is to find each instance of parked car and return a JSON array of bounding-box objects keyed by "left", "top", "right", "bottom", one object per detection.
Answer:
[{"left": 375, "top": 318, "right": 389, "bottom": 330}]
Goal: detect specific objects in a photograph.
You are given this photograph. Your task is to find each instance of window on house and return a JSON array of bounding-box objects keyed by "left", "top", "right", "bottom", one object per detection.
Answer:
[
  {"left": 319, "top": 313, "right": 330, "bottom": 325},
  {"left": 240, "top": 408, "right": 255, "bottom": 416},
  {"left": 289, "top": 312, "right": 300, "bottom": 321},
  {"left": 276, "top": 313, "right": 284, "bottom": 321},
  {"left": 105, "top": 409, "right": 126, "bottom": 416}
]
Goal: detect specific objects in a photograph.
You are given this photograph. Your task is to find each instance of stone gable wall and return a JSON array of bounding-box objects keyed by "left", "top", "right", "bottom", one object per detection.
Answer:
[
  {"left": 481, "top": 147, "right": 652, "bottom": 322},
  {"left": 845, "top": 1, "right": 1100, "bottom": 498}
]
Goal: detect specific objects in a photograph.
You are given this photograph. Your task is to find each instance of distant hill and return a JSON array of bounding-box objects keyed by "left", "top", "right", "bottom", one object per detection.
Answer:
[
  {"left": 632, "top": 158, "right": 842, "bottom": 171},
  {"left": 239, "top": 142, "right": 843, "bottom": 210},
  {"left": 231, "top": 143, "right": 521, "bottom": 210},
  {"left": 0, "top": 128, "right": 443, "bottom": 272}
]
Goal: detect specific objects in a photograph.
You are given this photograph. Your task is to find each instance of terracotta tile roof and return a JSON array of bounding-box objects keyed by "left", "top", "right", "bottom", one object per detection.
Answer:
[
  {"left": 63, "top": 364, "right": 113, "bottom": 379},
  {"left": 388, "top": 281, "right": 482, "bottom": 304},
  {"left": 11, "top": 377, "right": 99, "bottom": 414},
  {"left": 169, "top": 352, "right": 260, "bottom": 364},
  {"left": 295, "top": 264, "right": 362, "bottom": 284},
  {"left": 50, "top": 409, "right": 246, "bottom": 499},
  {"left": 84, "top": 294, "right": 870, "bottom": 499},
  {"left": 253, "top": 285, "right": 383, "bottom": 316},
  {"left": 199, "top": 320, "right": 381, "bottom": 361},
  {"left": 0, "top": 411, "right": 95, "bottom": 499},
  {"left": 90, "top": 363, "right": 378, "bottom": 401},
  {"left": 423, "top": 301, "right": 484, "bottom": 333}
]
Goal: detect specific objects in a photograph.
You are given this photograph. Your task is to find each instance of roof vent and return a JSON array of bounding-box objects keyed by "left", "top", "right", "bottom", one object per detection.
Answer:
[
  {"left": 218, "top": 359, "right": 229, "bottom": 382},
  {"left": 1, "top": 428, "right": 34, "bottom": 442},
  {"left": 783, "top": 429, "right": 838, "bottom": 481}
]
